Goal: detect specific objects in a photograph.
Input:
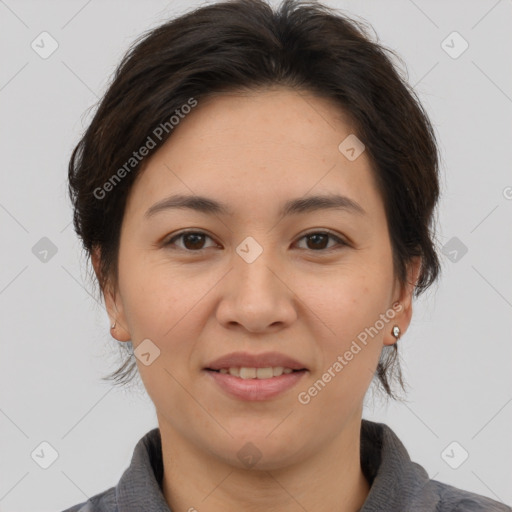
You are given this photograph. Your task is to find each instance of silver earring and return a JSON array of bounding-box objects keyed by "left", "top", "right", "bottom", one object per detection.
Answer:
[
  {"left": 392, "top": 325, "right": 401, "bottom": 340},
  {"left": 111, "top": 321, "right": 116, "bottom": 329}
]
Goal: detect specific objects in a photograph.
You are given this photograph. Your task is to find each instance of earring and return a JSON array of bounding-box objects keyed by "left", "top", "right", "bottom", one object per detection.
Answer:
[
  {"left": 392, "top": 325, "right": 401, "bottom": 340},
  {"left": 111, "top": 321, "right": 116, "bottom": 330}
]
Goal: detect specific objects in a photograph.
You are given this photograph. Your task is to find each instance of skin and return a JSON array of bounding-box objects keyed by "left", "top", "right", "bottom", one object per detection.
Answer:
[{"left": 93, "top": 87, "right": 421, "bottom": 512}]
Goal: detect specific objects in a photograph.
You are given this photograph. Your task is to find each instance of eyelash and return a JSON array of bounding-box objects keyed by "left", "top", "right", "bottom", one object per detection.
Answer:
[{"left": 164, "top": 230, "right": 348, "bottom": 253}]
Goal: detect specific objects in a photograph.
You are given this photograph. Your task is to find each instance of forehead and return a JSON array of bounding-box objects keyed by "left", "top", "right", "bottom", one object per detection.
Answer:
[
  {"left": 172, "top": 87, "right": 358, "bottom": 155},
  {"left": 125, "top": 87, "right": 383, "bottom": 221}
]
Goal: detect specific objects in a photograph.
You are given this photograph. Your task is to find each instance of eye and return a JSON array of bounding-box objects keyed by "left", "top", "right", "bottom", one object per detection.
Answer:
[
  {"left": 164, "top": 230, "right": 347, "bottom": 253},
  {"left": 295, "top": 231, "right": 348, "bottom": 251},
  {"left": 164, "top": 231, "right": 218, "bottom": 251}
]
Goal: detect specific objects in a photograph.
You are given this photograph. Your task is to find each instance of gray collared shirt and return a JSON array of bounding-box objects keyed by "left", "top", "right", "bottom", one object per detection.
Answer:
[{"left": 61, "top": 419, "right": 511, "bottom": 511}]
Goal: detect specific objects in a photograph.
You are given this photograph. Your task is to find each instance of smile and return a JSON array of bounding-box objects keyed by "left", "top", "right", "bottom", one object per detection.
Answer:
[
  {"left": 205, "top": 368, "right": 307, "bottom": 401},
  {"left": 210, "top": 367, "right": 298, "bottom": 379}
]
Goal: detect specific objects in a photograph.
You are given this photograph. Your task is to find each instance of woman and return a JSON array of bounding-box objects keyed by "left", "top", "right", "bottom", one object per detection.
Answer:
[{"left": 62, "top": 0, "right": 510, "bottom": 510}]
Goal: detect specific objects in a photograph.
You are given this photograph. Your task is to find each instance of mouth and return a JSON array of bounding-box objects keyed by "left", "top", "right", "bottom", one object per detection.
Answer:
[
  {"left": 204, "top": 368, "right": 307, "bottom": 401},
  {"left": 205, "top": 367, "right": 306, "bottom": 379},
  {"left": 205, "top": 351, "right": 308, "bottom": 373},
  {"left": 203, "top": 352, "right": 308, "bottom": 401}
]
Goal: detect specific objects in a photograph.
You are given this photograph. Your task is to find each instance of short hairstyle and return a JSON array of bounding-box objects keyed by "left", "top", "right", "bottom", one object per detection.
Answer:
[{"left": 68, "top": 0, "right": 441, "bottom": 399}]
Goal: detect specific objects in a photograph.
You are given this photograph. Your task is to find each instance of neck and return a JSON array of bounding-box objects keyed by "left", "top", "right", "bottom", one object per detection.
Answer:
[{"left": 159, "top": 412, "right": 370, "bottom": 512}]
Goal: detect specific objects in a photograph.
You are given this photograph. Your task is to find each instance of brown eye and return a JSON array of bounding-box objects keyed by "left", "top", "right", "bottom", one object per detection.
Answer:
[
  {"left": 296, "top": 231, "right": 347, "bottom": 251},
  {"left": 165, "top": 231, "right": 216, "bottom": 251},
  {"left": 164, "top": 230, "right": 347, "bottom": 253}
]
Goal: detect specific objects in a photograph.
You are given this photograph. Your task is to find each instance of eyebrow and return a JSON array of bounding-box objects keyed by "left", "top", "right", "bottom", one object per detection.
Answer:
[{"left": 144, "top": 193, "right": 366, "bottom": 219}]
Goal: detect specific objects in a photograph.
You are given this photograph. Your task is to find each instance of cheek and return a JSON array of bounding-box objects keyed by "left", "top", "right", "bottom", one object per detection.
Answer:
[
  {"left": 117, "top": 257, "right": 212, "bottom": 386},
  {"left": 118, "top": 251, "right": 197, "bottom": 342},
  {"left": 299, "top": 286, "right": 386, "bottom": 415},
  {"left": 119, "top": 264, "right": 204, "bottom": 410},
  {"left": 302, "top": 270, "right": 391, "bottom": 386},
  {"left": 310, "top": 272, "right": 390, "bottom": 340}
]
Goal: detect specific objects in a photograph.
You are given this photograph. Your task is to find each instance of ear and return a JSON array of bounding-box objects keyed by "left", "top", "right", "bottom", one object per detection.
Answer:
[
  {"left": 91, "top": 246, "right": 131, "bottom": 342},
  {"left": 383, "top": 256, "right": 422, "bottom": 346}
]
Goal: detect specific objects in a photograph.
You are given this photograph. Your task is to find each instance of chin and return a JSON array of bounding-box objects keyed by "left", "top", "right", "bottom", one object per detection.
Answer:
[{"left": 209, "top": 430, "right": 311, "bottom": 471}]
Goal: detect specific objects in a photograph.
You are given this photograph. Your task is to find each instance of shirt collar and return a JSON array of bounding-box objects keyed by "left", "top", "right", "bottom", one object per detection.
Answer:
[
  {"left": 115, "top": 426, "right": 169, "bottom": 511},
  {"left": 115, "top": 419, "right": 432, "bottom": 512},
  {"left": 358, "top": 420, "right": 436, "bottom": 511}
]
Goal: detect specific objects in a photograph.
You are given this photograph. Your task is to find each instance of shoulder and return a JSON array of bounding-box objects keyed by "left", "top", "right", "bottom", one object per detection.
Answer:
[
  {"left": 60, "top": 486, "right": 116, "bottom": 512},
  {"left": 59, "top": 427, "right": 163, "bottom": 512},
  {"left": 427, "top": 478, "right": 511, "bottom": 512},
  {"left": 360, "top": 420, "right": 510, "bottom": 512}
]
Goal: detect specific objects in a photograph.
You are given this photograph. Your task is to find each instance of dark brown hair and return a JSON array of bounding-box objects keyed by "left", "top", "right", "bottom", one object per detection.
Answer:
[{"left": 68, "top": 0, "right": 441, "bottom": 399}]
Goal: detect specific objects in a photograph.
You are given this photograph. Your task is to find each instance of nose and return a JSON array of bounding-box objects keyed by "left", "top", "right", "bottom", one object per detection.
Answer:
[{"left": 215, "top": 248, "right": 298, "bottom": 333}]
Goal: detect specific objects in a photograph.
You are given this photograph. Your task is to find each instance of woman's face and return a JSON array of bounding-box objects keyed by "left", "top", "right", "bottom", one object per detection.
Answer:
[{"left": 98, "top": 87, "right": 418, "bottom": 469}]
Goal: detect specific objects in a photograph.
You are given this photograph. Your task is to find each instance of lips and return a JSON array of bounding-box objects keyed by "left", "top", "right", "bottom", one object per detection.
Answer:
[
  {"left": 203, "top": 351, "right": 309, "bottom": 400},
  {"left": 205, "top": 351, "right": 307, "bottom": 372}
]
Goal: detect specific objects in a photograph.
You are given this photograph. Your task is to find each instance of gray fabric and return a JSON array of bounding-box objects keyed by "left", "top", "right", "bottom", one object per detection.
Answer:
[{"left": 61, "top": 419, "right": 511, "bottom": 512}]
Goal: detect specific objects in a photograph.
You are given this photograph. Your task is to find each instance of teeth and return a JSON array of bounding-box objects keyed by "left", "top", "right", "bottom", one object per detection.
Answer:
[
  {"left": 239, "top": 367, "right": 257, "bottom": 379},
  {"left": 256, "top": 367, "right": 273, "bottom": 379},
  {"left": 215, "top": 367, "right": 298, "bottom": 379},
  {"left": 273, "top": 367, "right": 284, "bottom": 377},
  {"left": 229, "top": 367, "right": 240, "bottom": 377}
]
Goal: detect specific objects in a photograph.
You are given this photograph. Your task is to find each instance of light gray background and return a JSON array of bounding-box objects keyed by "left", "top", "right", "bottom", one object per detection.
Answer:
[{"left": 1, "top": 0, "right": 511, "bottom": 510}]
